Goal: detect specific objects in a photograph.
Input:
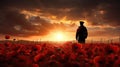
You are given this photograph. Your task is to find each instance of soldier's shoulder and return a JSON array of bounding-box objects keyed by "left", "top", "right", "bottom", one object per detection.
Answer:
[{"left": 83, "top": 26, "right": 87, "bottom": 28}]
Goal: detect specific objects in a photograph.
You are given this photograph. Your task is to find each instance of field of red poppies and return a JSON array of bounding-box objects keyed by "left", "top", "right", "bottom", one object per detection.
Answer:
[{"left": 0, "top": 41, "right": 120, "bottom": 67}]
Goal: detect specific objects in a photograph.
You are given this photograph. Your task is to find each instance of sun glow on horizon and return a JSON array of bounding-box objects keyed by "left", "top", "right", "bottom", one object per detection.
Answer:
[
  {"left": 43, "top": 31, "right": 70, "bottom": 41},
  {"left": 54, "top": 32, "right": 64, "bottom": 41},
  {"left": 52, "top": 31, "right": 67, "bottom": 41}
]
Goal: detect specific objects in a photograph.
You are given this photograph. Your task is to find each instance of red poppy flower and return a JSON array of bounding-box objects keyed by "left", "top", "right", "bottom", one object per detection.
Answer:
[
  {"left": 34, "top": 53, "right": 44, "bottom": 62},
  {"left": 33, "top": 64, "right": 39, "bottom": 67},
  {"left": 5, "top": 35, "right": 10, "bottom": 39},
  {"left": 35, "top": 45, "right": 42, "bottom": 51},
  {"left": 110, "top": 45, "right": 119, "bottom": 53},
  {"left": 93, "top": 56, "right": 105, "bottom": 67}
]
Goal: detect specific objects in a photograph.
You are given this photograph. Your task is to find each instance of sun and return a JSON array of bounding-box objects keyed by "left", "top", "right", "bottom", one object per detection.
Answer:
[
  {"left": 43, "top": 30, "right": 71, "bottom": 41},
  {"left": 51, "top": 31, "right": 66, "bottom": 41},
  {"left": 55, "top": 32, "right": 64, "bottom": 41}
]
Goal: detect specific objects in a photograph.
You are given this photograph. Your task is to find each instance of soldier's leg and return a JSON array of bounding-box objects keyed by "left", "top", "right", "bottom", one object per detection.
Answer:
[{"left": 78, "top": 39, "right": 85, "bottom": 44}]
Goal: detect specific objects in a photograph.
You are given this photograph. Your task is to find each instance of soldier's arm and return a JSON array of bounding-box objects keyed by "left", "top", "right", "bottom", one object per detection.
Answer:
[
  {"left": 76, "top": 28, "right": 79, "bottom": 40},
  {"left": 84, "top": 27, "right": 88, "bottom": 38}
]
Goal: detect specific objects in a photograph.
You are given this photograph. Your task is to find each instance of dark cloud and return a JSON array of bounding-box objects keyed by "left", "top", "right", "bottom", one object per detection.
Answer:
[
  {"left": 40, "top": 0, "right": 120, "bottom": 26},
  {"left": 103, "top": 1, "right": 120, "bottom": 26},
  {"left": 1, "top": 0, "right": 120, "bottom": 25},
  {"left": 88, "top": 26, "right": 120, "bottom": 37},
  {"left": 0, "top": 8, "right": 56, "bottom": 37},
  {"left": 0, "top": 0, "right": 120, "bottom": 37},
  {"left": 0, "top": 8, "right": 70, "bottom": 37}
]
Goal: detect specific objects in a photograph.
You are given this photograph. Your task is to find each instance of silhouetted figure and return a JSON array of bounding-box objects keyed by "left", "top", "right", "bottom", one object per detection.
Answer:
[{"left": 76, "top": 21, "right": 88, "bottom": 44}]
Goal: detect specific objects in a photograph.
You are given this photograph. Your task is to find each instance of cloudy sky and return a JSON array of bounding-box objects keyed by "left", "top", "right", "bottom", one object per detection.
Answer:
[{"left": 0, "top": 0, "right": 120, "bottom": 41}]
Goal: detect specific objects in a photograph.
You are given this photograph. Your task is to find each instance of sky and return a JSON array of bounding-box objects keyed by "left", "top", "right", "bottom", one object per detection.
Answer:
[{"left": 0, "top": 0, "right": 120, "bottom": 41}]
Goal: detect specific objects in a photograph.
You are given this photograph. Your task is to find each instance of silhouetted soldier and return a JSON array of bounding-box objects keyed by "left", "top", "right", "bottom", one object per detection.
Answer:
[{"left": 76, "top": 21, "right": 88, "bottom": 44}]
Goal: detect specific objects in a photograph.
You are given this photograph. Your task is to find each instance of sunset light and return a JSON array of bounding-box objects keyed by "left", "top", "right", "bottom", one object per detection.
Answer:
[
  {"left": 42, "top": 31, "right": 70, "bottom": 41},
  {"left": 53, "top": 32, "right": 66, "bottom": 41},
  {"left": 55, "top": 32, "right": 64, "bottom": 41}
]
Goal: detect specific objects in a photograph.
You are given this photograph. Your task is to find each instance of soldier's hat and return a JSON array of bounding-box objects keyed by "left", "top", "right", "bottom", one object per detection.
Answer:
[{"left": 80, "top": 21, "right": 84, "bottom": 25}]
